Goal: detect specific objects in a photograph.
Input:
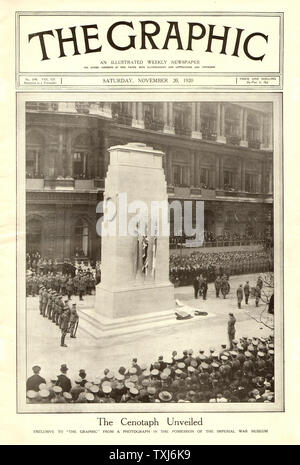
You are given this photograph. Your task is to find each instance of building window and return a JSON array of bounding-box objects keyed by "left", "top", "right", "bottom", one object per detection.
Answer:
[
  {"left": 200, "top": 168, "right": 213, "bottom": 189},
  {"left": 245, "top": 173, "right": 257, "bottom": 193},
  {"left": 73, "top": 152, "right": 88, "bottom": 178},
  {"left": 173, "top": 164, "right": 188, "bottom": 186},
  {"left": 27, "top": 218, "right": 42, "bottom": 254},
  {"left": 174, "top": 104, "right": 191, "bottom": 136},
  {"left": 144, "top": 103, "right": 164, "bottom": 130},
  {"left": 74, "top": 219, "right": 89, "bottom": 257},
  {"left": 201, "top": 103, "right": 217, "bottom": 140},
  {"left": 26, "top": 131, "right": 44, "bottom": 178},
  {"left": 224, "top": 170, "right": 236, "bottom": 190},
  {"left": 26, "top": 149, "right": 42, "bottom": 178}
]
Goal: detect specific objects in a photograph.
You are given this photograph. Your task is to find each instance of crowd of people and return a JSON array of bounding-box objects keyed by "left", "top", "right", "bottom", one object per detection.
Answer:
[
  {"left": 169, "top": 250, "right": 272, "bottom": 286},
  {"left": 26, "top": 334, "right": 275, "bottom": 404}
]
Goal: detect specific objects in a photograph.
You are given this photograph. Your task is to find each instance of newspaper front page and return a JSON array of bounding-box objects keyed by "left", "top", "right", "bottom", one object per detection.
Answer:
[{"left": 1, "top": 0, "right": 300, "bottom": 446}]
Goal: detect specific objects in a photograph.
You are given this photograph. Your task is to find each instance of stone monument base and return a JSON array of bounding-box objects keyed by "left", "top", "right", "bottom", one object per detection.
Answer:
[{"left": 95, "top": 282, "right": 174, "bottom": 319}]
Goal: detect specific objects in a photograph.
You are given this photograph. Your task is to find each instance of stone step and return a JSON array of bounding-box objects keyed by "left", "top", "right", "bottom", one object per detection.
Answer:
[{"left": 77, "top": 305, "right": 215, "bottom": 339}]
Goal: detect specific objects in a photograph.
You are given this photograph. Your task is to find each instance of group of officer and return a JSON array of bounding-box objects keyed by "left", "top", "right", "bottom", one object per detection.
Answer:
[
  {"left": 27, "top": 271, "right": 96, "bottom": 299},
  {"left": 169, "top": 250, "right": 272, "bottom": 287},
  {"left": 38, "top": 283, "right": 79, "bottom": 348},
  {"left": 236, "top": 276, "right": 263, "bottom": 309},
  {"left": 193, "top": 274, "right": 264, "bottom": 310},
  {"left": 26, "top": 335, "right": 275, "bottom": 404}
]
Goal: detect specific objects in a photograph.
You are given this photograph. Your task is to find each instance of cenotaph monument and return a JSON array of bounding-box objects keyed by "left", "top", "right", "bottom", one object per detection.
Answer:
[{"left": 95, "top": 142, "right": 175, "bottom": 321}]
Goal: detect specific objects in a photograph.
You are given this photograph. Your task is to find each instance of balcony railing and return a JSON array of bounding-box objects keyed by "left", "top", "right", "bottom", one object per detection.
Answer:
[
  {"left": 144, "top": 118, "right": 164, "bottom": 131},
  {"left": 112, "top": 112, "right": 133, "bottom": 126},
  {"left": 226, "top": 135, "right": 241, "bottom": 146},
  {"left": 248, "top": 139, "right": 261, "bottom": 149},
  {"left": 201, "top": 131, "right": 217, "bottom": 141},
  {"left": 174, "top": 125, "right": 192, "bottom": 137}
]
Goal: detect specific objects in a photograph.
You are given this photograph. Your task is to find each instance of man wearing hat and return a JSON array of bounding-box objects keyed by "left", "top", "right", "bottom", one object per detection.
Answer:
[
  {"left": 227, "top": 313, "right": 236, "bottom": 350},
  {"left": 193, "top": 276, "right": 200, "bottom": 299},
  {"left": 236, "top": 284, "right": 244, "bottom": 309},
  {"left": 60, "top": 305, "right": 71, "bottom": 347},
  {"left": 200, "top": 277, "right": 208, "bottom": 301},
  {"left": 254, "top": 284, "right": 261, "bottom": 307},
  {"left": 214, "top": 275, "right": 222, "bottom": 298},
  {"left": 26, "top": 365, "right": 46, "bottom": 392},
  {"left": 38, "top": 286, "right": 44, "bottom": 315},
  {"left": 70, "top": 378, "right": 85, "bottom": 401},
  {"left": 244, "top": 281, "right": 250, "bottom": 305},
  {"left": 51, "top": 386, "right": 66, "bottom": 403},
  {"left": 69, "top": 303, "right": 79, "bottom": 339},
  {"left": 41, "top": 287, "right": 49, "bottom": 317},
  {"left": 56, "top": 364, "right": 72, "bottom": 392}
]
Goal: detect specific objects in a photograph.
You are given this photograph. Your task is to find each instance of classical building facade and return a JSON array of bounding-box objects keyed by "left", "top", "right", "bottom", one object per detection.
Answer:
[{"left": 26, "top": 101, "right": 273, "bottom": 262}]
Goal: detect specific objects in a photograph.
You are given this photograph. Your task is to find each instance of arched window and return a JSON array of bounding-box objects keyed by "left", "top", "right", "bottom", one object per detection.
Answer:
[
  {"left": 74, "top": 219, "right": 89, "bottom": 257},
  {"left": 26, "top": 131, "right": 44, "bottom": 178},
  {"left": 27, "top": 218, "right": 42, "bottom": 254}
]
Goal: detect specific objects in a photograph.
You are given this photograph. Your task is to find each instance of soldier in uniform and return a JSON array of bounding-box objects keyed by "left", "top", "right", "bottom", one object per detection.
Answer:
[
  {"left": 60, "top": 274, "right": 67, "bottom": 296},
  {"left": 236, "top": 284, "right": 244, "bottom": 309},
  {"left": 221, "top": 275, "right": 230, "bottom": 299},
  {"left": 69, "top": 303, "right": 79, "bottom": 339},
  {"left": 46, "top": 291, "right": 54, "bottom": 319},
  {"left": 244, "top": 281, "right": 250, "bottom": 305},
  {"left": 57, "top": 295, "right": 65, "bottom": 327},
  {"left": 60, "top": 307, "right": 71, "bottom": 347},
  {"left": 41, "top": 288, "right": 49, "bottom": 317},
  {"left": 66, "top": 275, "right": 73, "bottom": 300},
  {"left": 214, "top": 275, "right": 222, "bottom": 298},
  {"left": 257, "top": 276, "right": 263, "bottom": 290},
  {"left": 193, "top": 276, "right": 200, "bottom": 299},
  {"left": 254, "top": 285, "right": 261, "bottom": 307},
  {"left": 38, "top": 285, "right": 44, "bottom": 315},
  {"left": 201, "top": 277, "right": 208, "bottom": 300},
  {"left": 78, "top": 276, "right": 85, "bottom": 301},
  {"left": 51, "top": 293, "right": 58, "bottom": 324},
  {"left": 227, "top": 313, "right": 236, "bottom": 350}
]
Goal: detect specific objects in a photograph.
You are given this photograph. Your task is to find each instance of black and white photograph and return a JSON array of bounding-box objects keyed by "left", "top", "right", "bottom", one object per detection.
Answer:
[{"left": 19, "top": 96, "right": 282, "bottom": 412}]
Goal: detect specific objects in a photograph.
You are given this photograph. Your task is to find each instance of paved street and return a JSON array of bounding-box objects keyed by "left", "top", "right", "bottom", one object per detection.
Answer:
[{"left": 26, "top": 273, "right": 273, "bottom": 382}]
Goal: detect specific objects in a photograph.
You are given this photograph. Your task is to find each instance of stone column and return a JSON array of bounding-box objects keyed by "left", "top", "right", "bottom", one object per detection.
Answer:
[
  {"left": 190, "top": 151, "right": 195, "bottom": 186},
  {"left": 192, "top": 103, "right": 202, "bottom": 139},
  {"left": 238, "top": 158, "right": 243, "bottom": 191},
  {"left": 219, "top": 156, "right": 224, "bottom": 188},
  {"left": 241, "top": 159, "right": 246, "bottom": 191},
  {"left": 103, "top": 102, "right": 112, "bottom": 118},
  {"left": 215, "top": 155, "right": 220, "bottom": 189},
  {"left": 167, "top": 149, "right": 173, "bottom": 185},
  {"left": 55, "top": 131, "right": 64, "bottom": 177},
  {"left": 216, "top": 103, "right": 226, "bottom": 143},
  {"left": 132, "top": 102, "right": 144, "bottom": 129},
  {"left": 240, "top": 108, "right": 248, "bottom": 147},
  {"left": 268, "top": 162, "right": 273, "bottom": 193},
  {"left": 163, "top": 103, "right": 175, "bottom": 134},
  {"left": 65, "top": 129, "right": 73, "bottom": 177}
]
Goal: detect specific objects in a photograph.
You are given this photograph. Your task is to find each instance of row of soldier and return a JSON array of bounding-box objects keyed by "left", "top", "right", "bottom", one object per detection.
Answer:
[
  {"left": 27, "top": 271, "right": 96, "bottom": 299},
  {"left": 39, "top": 285, "right": 79, "bottom": 347},
  {"left": 170, "top": 249, "right": 272, "bottom": 286},
  {"left": 26, "top": 335, "right": 275, "bottom": 404}
]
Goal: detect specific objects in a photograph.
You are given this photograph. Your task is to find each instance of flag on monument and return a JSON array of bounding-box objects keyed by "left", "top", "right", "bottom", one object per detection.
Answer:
[{"left": 142, "top": 236, "right": 149, "bottom": 274}]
